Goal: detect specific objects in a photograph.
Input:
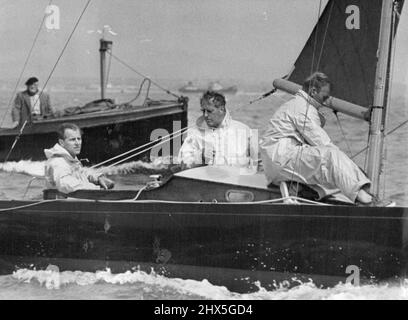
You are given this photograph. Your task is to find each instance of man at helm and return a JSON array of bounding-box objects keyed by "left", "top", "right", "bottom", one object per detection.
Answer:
[{"left": 178, "top": 91, "right": 257, "bottom": 169}]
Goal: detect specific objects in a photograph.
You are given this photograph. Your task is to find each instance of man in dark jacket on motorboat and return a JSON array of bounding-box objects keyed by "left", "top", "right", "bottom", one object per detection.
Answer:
[{"left": 11, "top": 77, "right": 54, "bottom": 128}]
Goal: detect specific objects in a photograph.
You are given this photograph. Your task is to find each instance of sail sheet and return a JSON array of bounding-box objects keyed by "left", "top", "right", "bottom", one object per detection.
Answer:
[{"left": 288, "top": 0, "right": 404, "bottom": 108}]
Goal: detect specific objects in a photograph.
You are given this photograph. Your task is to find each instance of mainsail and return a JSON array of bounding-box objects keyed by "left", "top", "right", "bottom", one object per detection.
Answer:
[{"left": 288, "top": 0, "right": 404, "bottom": 108}]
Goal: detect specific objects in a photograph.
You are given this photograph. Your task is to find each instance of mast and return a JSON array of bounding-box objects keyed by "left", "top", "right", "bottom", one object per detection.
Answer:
[
  {"left": 99, "top": 38, "right": 113, "bottom": 100},
  {"left": 366, "top": 0, "right": 394, "bottom": 197}
]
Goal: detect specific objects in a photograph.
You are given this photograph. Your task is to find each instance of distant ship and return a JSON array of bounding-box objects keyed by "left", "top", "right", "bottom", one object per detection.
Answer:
[
  {"left": 178, "top": 81, "right": 238, "bottom": 94},
  {"left": 178, "top": 81, "right": 201, "bottom": 93}
]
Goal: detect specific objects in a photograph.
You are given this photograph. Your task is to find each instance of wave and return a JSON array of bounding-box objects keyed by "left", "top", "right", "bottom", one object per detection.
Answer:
[
  {"left": 7, "top": 267, "right": 408, "bottom": 300},
  {"left": 0, "top": 160, "right": 45, "bottom": 178}
]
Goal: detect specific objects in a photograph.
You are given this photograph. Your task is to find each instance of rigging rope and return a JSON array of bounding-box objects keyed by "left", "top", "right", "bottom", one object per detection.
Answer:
[
  {"left": 381, "top": 2, "right": 399, "bottom": 200},
  {"left": 316, "top": 0, "right": 335, "bottom": 71},
  {"left": 4, "top": 120, "right": 28, "bottom": 162},
  {"left": 290, "top": 0, "right": 325, "bottom": 196},
  {"left": 351, "top": 119, "right": 408, "bottom": 159},
  {"left": 310, "top": 0, "right": 324, "bottom": 74},
  {"left": 3, "top": 0, "right": 92, "bottom": 162},
  {"left": 0, "top": 0, "right": 53, "bottom": 128},
  {"left": 105, "top": 127, "right": 190, "bottom": 168},
  {"left": 107, "top": 51, "right": 180, "bottom": 99},
  {"left": 123, "top": 77, "right": 152, "bottom": 105},
  {"left": 91, "top": 125, "right": 192, "bottom": 169},
  {"left": 351, "top": 3, "right": 404, "bottom": 166},
  {"left": 37, "top": 0, "right": 92, "bottom": 104},
  {"left": 0, "top": 195, "right": 332, "bottom": 213},
  {"left": 234, "top": 2, "right": 331, "bottom": 112}
]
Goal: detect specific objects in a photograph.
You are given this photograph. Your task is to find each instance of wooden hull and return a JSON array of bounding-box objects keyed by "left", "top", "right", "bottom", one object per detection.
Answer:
[
  {"left": 0, "top": 199, "right": 406, "bottom": 293},
  {"left": 0, "top": 100, "right": 188, "bottom": 163}
]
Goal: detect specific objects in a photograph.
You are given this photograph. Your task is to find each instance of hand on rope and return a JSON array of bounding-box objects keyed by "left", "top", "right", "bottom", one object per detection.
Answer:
[{"left": 97, "top": 176, "right": 115, "bottom": 190}]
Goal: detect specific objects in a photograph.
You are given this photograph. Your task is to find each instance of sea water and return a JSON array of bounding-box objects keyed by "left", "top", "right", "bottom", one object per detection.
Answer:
[
  {"left": 0, "top": 87, "right": 408, "bottom": 299},
  {"left": 1, "top": 269, "right": 408, "bottom": 300}
]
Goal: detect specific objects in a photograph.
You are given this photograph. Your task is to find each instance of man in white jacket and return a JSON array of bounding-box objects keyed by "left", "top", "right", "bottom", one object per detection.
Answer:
[
  {"left": 178, "top": 91, "right": 257, "bottom": 169},
  {"left": 260, "top": 72, "right": 373, "bottom": 205},
  {"left": 44, "top": 123, "right": 114, "bottom": 194}
]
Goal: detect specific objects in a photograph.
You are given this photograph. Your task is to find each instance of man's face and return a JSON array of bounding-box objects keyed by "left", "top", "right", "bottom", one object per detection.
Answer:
[
  {"left": 311, "top": 84, "right": 331, "bottom": 104},
  {"left": 59, "top": 129, "right": 82, "bottom": 157},
  {"left": 201, "top": 102, "right": 226, "bottom": 128},
  {"left": 27, "top": 82, "right": 39, "bottom": 95}
]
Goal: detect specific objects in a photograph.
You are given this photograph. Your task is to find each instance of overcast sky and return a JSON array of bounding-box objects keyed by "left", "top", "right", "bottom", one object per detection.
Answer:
[{"left": 0, "top": 0, "right": 407, "bottom": 84}]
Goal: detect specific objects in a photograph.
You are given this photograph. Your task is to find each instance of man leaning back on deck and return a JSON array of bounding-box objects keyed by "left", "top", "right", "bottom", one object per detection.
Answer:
[{"left": 44, "top": 123, "right": 114, "bottom": 194}]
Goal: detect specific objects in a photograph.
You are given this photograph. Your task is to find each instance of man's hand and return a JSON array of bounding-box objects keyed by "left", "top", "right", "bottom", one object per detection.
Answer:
[{"left": 97, "top": 176, "right": 115, "bottom": 190}]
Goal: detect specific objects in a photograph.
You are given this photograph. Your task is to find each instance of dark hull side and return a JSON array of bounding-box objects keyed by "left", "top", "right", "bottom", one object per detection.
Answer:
[
  {"left": 0, "top": 200, "right": 407, "bottom": 293},
  {"left": 0, "top": 102, "right": 187, "bottom": 164}
]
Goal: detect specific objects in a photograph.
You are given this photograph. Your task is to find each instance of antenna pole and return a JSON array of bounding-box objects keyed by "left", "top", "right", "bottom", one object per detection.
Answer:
[
  {"left": 99, "top": 38, "right": 113, "bottom": 100},
  {"left": 366, "top": 0, "right": 394, "bottom": 197}
]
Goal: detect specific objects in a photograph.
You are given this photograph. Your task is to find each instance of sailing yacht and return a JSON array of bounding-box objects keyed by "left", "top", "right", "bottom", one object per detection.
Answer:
[{"left": 0, "top": 0, "right": 407, "bottom": 293}]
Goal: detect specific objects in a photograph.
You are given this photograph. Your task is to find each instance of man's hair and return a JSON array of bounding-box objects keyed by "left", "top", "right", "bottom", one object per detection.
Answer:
[
  {"left": 25, "top": 77, "right": 39, "bottom": 86},
  {"left": 200, "top": 91, "right": 226, "bottom": 110},
  {"left": 57, "top": 123, "right": 81, "bottom": 140},
  {"left": 302, "top": 72, "right": 331, "bottom": 93}
]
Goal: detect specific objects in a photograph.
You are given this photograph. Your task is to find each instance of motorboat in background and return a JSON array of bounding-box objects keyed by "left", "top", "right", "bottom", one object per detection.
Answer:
[
  {"left": 178, "top": 81, "right": 237, "bottom": 94},
  {"left": 0, "top": 38, "right": 188, "bottom": 164}
]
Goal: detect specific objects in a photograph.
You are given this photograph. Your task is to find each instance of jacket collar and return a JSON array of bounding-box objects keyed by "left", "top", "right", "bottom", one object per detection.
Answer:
[
  {"left": 296, "top": 90, "right": 327, "bottom": 127},
  {"left": 44, "top": 143, "right": 80, "bottom": 164},
  {"left": 195, "top": 110, "right": 232, "bottom": 131}
]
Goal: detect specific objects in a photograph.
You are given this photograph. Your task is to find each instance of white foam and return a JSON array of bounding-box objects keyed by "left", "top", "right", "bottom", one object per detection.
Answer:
[
  {"left": 10, "top": 268, "right": 408, "bottom": 300},
  {"left": 0, "top": 160, "right": 45, "bottom": 177}
]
